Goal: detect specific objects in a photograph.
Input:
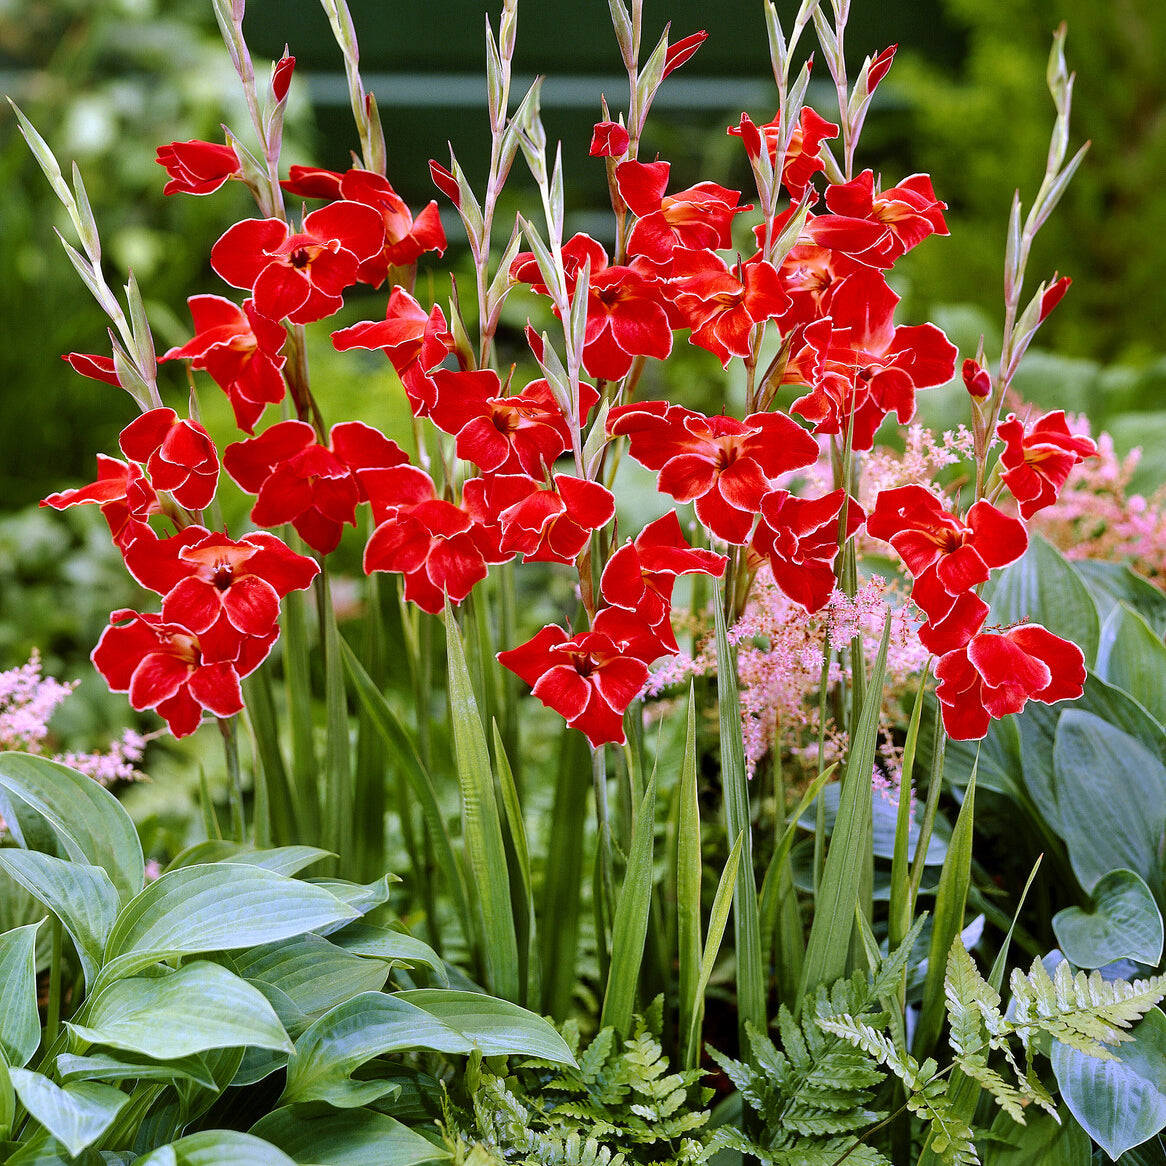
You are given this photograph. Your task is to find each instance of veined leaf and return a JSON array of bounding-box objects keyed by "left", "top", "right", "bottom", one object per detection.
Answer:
[
  {"left": 136, "top": 1129, "right": 299, "bottom": 1166},
  {"left": 1052, "top": 1007, "right": 1166, "bottom": 1160},
  {"left": 281, "top": 992, "right": 470, "bottom": 1107},
  {"left": 232, "top": 933, "right": 391, "bottom": 1019},
  {"left": 0, "top": 850, "right": 118, "bottom": 989},
  {"left": 1053, "top": 869, "right": 1164, "bottom": 969},
  {"left": 165, "top": 843, "right": 330, "bottom": 876},
  {"left": 1095, "top": 603, "right": 1166, "bottom": 724},
  {"left": 0, "top": 753, "right": 143, "bottom": 902},
  {"left": 395, "top": 989, "right": 576, "bottom": 1064},
  {"left": 251, "top": 1105, "right": 447, "bottom": 1165},
  {"left": 0, "top": 921, "right": 43, "bottom": 1068},
  {"left": 70, "top": 961, "right": 293, "bottom": 1058},
  {"left": 99, "top": 864, "right": 358, "bottom": 985},
  {"left": 57, "top": 1050, "right": 217, "bottom": 1090},
  {"left": 329, "top": 923, "right": 447, "bottom": 984},
  {"left": 10, "top": 1069, "right": 130, "bottom": 1157}
]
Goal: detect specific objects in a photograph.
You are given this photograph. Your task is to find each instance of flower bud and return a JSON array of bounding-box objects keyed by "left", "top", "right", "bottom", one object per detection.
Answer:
[{"left": 961, "top": 357, "right": 991, "bottom": 399}]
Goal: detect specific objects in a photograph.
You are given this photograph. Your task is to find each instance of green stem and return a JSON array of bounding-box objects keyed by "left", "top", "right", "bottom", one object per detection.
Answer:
[{"left": 218, "top": 716, "right": 246, "bottom": 843}]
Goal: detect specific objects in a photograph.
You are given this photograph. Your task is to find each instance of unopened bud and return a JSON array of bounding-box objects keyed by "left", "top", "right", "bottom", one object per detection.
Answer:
[{"left": 961, "top": 358, "right": 991, "bottom": 399}]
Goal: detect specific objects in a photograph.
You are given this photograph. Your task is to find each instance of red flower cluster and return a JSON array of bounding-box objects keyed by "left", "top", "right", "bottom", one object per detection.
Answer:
[{"left": 867, "top": 483, "right": 1084, "bottom": 737}]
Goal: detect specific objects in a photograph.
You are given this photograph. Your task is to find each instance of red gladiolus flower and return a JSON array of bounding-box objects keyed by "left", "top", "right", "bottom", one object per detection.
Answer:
[
  {"left": 669, "top": 248, "right": 790, "bottom": 367},
  {"left": 123, "top": 526, "right": 318, "bottom": 641},
  {"left": 750, "top": 488, "right": 864, "bottom": 613},
  {"left": 786, "top": 267, "right": 957, "bottom": 450},
  {"left": 600, "top": 511, "right": 726, "bottom": 651},
  {"left": 91, "top": 609, "right": 257, "bottom": 738},
  {"left": 223, "top": 420, "right": 408, "bottom": 554},
  {"left": 155, "top": 139, "right": 241, "bottom": 196},
  {"left": 41, "top": 455, "right": 159, "bottom": 549},
  {"left": 617, "top": 161, "right": 748, "bottom": 271},
  {"left": 211, "top": 202, "right": 385, "bottom": 324},
  {"left": 161, "top": 296, "right": 287, "bottom": 434},
  {"left": 498, "top": 474, "right": 616, "bottom": 565},
  {"left": 998, "top": 410, "right": 1098, "bottom": 519},
  {"left": 281, "top": 166, "right": 447, "bottom": 284},
  {"left": 607, "top": 402, "right": 819, "bottom": 544},
  {"left": 119, "top": 408, "right": 219, "bottom": 511},
  {"left": 865, "top": 44, "right": 898, "bottom": 92},
  {"left": 590, "top": 121, "right": 630, "bottom": 158},
  {"left": 62, "top": 352, "right": 121, "bottom": 388},
  {"left": 866, "top": 485, "right": 1028, "bottom": 598},
  {"left": 427, "top": 370, "right": 583, "bottom": 477},
  {"left": 934, "top": 624, "right": 1086, "bottom": 741},
  {"left": 1040, "top": 275, "right": 1072, "bottom": 322},
  {"left": 498, "top": 624, "right": 649, "bottom": 747},
  {"left": 729, "top": 107, "right": 839, "bottom": 202},
  {"left": 823, "top": 170, "right": 949, "bottom": 267},
  {"left": 332, "top": 287, "right": 454, "bottom": 418},
  {"left": 362, "top": 465, "right": 488, "bottom": 613},
  {"left": 510, "top": 233, "right": 673, "bottom": 381}
]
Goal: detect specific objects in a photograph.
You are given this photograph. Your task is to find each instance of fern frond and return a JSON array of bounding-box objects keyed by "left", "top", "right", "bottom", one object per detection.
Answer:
[
  {"left": 955, "top": 1052, "right": 1028, "bottom": 1125},
  {"left": 1009, "top": 959, "right": 1166, "bottom": 1058},
  {"left": 945, "top": 942, "right": 1002, "bottom": 1056}
]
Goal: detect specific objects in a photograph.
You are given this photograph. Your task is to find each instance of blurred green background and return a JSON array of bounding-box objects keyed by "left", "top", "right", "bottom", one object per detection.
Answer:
[{"left": 2, "top": 0, "right": 1164, "bottom": 679}]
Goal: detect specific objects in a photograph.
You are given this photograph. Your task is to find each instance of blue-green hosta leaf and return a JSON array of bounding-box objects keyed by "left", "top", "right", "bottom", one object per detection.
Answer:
[
  {"left": 136, "top": 1129, "right": 299, "bottom": 1166},
  {"left": 798, "top": 780, "right": 948, "bottom": 865},
  {"left": 1054, "top": 870, "right": 1164, "bottom": 969},
  {"left": 9, "top": 1069, "right": 130, "bottom": 1157},
  {"left": 69, "top": 961, "right": 293, "bottom": 1059},
  {"left": 165, "top": 843, "right": 331, "bottom": 876},
  {"left": 1095, "top": 605, "right": 1166, "bottom": 725},
  {"left": 0, "top": 851, "right": 117, "bottom": 988},
  {"left": 56, "top": 1050, "right": 218, "bottom": 1090},
  {"left": 0, "top": 921, "right": 42, "bottom": 1068},
  {"left": 307, "top": 874, "right": 398, "bottom": 927},
  {"left": 1052, "top": 1007, "right": 1166, "bottom": 1160},
  {"left": 1054, "top": 711, "right": 1166, "bottom": 899},
  {"left": 251, "top": 1104, "right": 449, "bottom": 1165},
  {"left": 1074, "top": 561, "right": 1166, "bottom": 639},
  {"left": 0, "top": 1046, "right": 13, "bottom": 1141},
  {"left": 233, "top": 933, "right": 390, "bottom": 1019},
  {"left": 99, "top": 864, "right": 359, "bottom": 984},
  {"left": 985, "top": 535, "right": 1100, "bottom": 668},
  {"left": 280, "top": 992, "right": 471, "bottom": 1107},
  {"left": 0, "top": 753, "right": 143, "bottom": 903},
  {"left": 395, "top": 990, "right": 576, "bottom": 1064},
  {"left": 329, "top": 923, "right": 447, "bottom": 984}
]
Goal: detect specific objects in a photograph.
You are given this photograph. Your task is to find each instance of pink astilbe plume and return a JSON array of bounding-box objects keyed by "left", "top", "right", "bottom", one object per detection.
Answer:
[{"left": 648, "top": 574, "right": 926, "bottom": 781}]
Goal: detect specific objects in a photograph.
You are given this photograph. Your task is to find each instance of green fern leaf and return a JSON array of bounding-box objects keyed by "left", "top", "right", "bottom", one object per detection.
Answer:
[
  {"left": 945, "top": 942, "right": 1001, "bottom": 1056},
  {"left": 1009, "top": 958, "right": 1166, "bottom": 1058},
  {"left": 955, "top": 1052, "right": 1028, "bottom": 1124}
]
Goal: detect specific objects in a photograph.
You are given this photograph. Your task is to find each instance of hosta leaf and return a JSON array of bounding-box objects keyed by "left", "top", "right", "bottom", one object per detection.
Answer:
[
  {"left": 985, "top": 534, "right": 1100, "bottom": 668},
  {"left": 1053, "top": 711, "right": 1166, "bottom": 899},
  {"left": 1052, "top": 1007, "right": 1166, "bottom": 1160},
  {"left": 9, "top": 1069, "right": 130, "bottom": 1157},
  {"left": 232, "top": 933, "right": 391, "bottom": 1019},
  {"left": 0, "top": 753, "right": 143, "bottom": 903},
  {"left": 165, "top": 843, "right": 331, "bottom": 876},
  {"left": 251, "top": 1104, "right": 449, "bottom": 1165},
  {"left": 0, "top": 922, "right": 42, "bottom": 1068},
  {"left": 136, "top": 1129, "right": 299, "bottom": 1165},
  {"left": 0, "top": 851, "right": 118, "bottom": 988},
  {"left": 281, "top": 992, "right": 470, "bottom": 1107},
  {"left": 1054, "top": 869, "right": 1164, "bottom": 969},
  {"left": 1095, "top": 604, "right": 1166, "bottom": 724},
  {"left": 57, "top": 1050, "right": 217, "bottom": 1090},
  {"left": 100, "top": 863, "right": 359, "bottom": 984},
  {"left": 329, "top": 923, "right": 447, "bottom": 984},
  {"left": 396, "top": 989, "right": 576, "bottom": 1063},
  {"left": 69, "top": 960, "right": 293, "bottom": 1059}
]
